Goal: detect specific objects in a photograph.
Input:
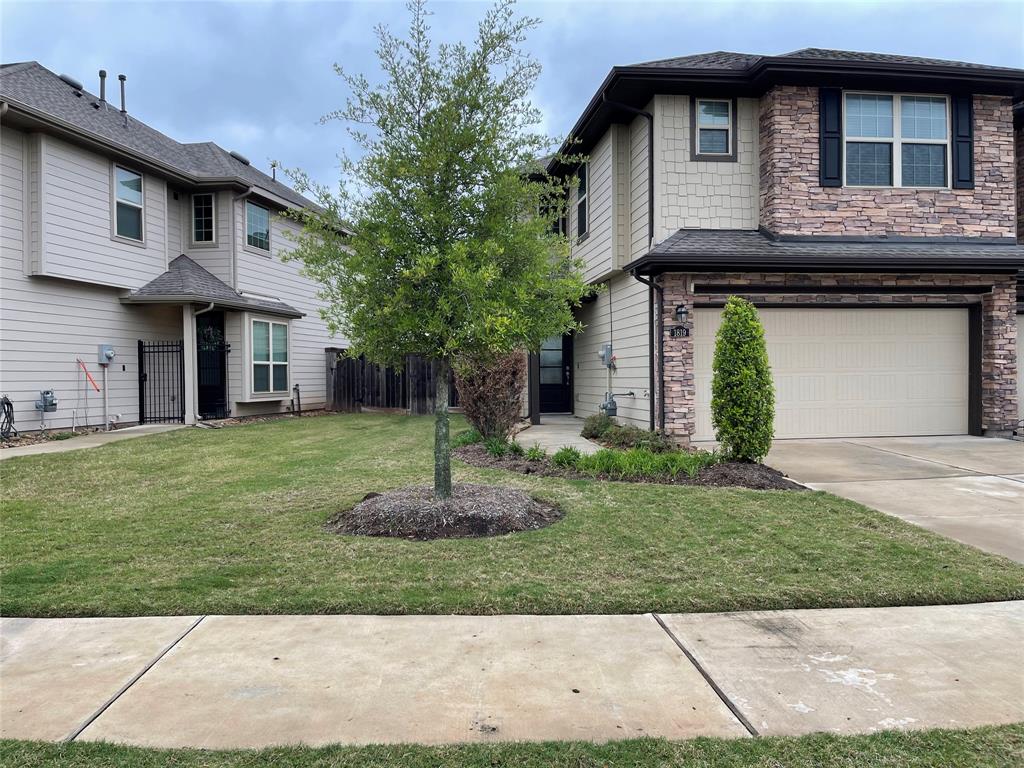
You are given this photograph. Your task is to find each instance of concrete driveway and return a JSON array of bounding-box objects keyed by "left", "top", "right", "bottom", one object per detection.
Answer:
[{"left": 768, "top": 437, "right": 1024, "bottom": 563}]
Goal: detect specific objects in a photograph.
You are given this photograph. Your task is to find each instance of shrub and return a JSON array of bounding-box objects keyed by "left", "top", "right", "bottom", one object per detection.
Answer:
[
  {"left": 581, "top": 414, "right": 614, "bottom": 439},
  {"left": 524, "top": 444, "right": 546, "bottom": 461},
  {"left": 451, "top": 428, "right": 483, "bottom": 448},
  {"left": 483, "top": 437, "right": 510, "bottom": 457},
  {"left": 507, "top": 440, "right": 525, "bottom": 457},
  {"left": 602, "top": 424, "right": 673, "bottom": 453},
  {"left": 454, "top": 353, "right": 526, "bottom": 440},
  {"left": 576, "top": 446, "right": 721, "bottom": 480},
  {"left": 551, "top": 446, "right": 582, "bottom": 468},
  {"left": 711, "top": 296, "right": 775, "bottom": 462}
]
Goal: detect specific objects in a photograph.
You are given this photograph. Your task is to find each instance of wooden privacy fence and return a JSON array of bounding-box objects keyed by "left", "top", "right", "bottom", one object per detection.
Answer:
[{"left": 326, "top": 350, "right": 458, "bottom": 414}]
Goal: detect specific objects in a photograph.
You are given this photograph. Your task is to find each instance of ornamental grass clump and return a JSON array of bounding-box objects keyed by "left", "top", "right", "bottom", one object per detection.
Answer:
[{"left": 711, "top": 296, "right": 775, "bottom": 462}]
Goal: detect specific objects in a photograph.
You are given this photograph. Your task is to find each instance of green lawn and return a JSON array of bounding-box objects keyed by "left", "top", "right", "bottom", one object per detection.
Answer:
[
  {"left": 2, "top": 413, "right": 1022, "bottom": 617},
  {"left": 4, "top": 725, "right": 1023, "bottom": 767}
]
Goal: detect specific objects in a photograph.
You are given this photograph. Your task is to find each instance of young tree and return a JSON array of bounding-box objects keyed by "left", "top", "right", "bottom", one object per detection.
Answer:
[
  {"left": 287, "top": 0, "right": 588, "bottom": 499},
  {"left": 711, "top": 296, "right": 775, "bottom": 461}
]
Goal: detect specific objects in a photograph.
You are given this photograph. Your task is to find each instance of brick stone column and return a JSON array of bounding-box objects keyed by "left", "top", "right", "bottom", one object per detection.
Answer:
[
  {"left": 981, "top": 276, "right": 1019, "bottom": 435},
  {"left": 658, "top": 274, "right": 695, "bottom": 445}
]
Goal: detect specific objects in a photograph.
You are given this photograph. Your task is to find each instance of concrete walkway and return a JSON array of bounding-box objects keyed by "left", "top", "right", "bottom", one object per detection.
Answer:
[
  {"left": 767, "top": 437, "right": 1024, "bottom": 563},
  {"left": 0, "top": 424, "right": 185, "bottom": 461},
  {"left": 2, "top": 602, "right": 1021, "bottom": 748},
  {"left": 514, "top": 414, "right": 601, "bottom": 455}
]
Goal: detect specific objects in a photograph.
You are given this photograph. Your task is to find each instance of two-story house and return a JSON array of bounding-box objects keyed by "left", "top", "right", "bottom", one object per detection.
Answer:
[
  {"left": 1, "top": 62, "right": 344, "bottom": 433},
  {"left": 536, "top": 49, "right": 1024, "bottom": 442}
]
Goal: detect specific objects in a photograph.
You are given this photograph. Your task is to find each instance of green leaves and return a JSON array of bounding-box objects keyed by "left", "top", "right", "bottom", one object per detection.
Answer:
[
  {"left": 710, "top": 297, "right": 775, "bottom": 462},
  {"left": 286, "top": 0, "right": 588, "bottom": 368}
]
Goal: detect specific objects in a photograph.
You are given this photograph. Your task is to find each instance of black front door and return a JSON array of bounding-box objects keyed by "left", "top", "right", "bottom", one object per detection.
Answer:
[
  {"left": 196, "top": 311, "right": 229, "bottom": 419},
  {"left": 539, "top": 334, "right": 573, "bottom": 413}
]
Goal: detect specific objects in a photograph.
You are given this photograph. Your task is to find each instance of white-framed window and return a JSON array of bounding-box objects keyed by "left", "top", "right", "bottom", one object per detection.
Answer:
[
  {"left": 251, "top": 319, "right": 289, "bottom": 394},
  {"left": 191, "top": 193, "right": 216, "bottom": 245},
  {"left": 844, "top": 92, "right": 950, "bottom": 188},
  {"left": 576, "top": 162, "right": 588, "bottom": 238},
  {"left": 696, "top": 99, "right": 732, "bottom": 155},
  {"left": 113, "top": 165, "right": 144, "bottom": 241},
  {"left": 246, "top": 200, "right": 270, "bottom": 252}
]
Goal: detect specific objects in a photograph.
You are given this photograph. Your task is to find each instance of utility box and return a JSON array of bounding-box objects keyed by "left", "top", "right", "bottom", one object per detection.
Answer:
[
  {"left": 34, "top": 390, "right": 58, "bottom": 412},
  {"left": 599, "top": 394, "right": 617, "bottom": 417},
  {"left": 598, "top": 342, "right": 613, "bottom": 368},
  {"left": 98, "top": 344, "right": 116, "bottom": 366}
]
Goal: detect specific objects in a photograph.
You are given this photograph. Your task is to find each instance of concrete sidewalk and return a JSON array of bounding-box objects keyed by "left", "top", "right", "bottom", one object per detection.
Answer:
[
  {"left": 0, "top": 424, "right": 185, "bottom": 461},
  {"left": 514, "top": 414, "right": 601, "bottom": 455},
  {"left": 2, "top": 602, "right": 1021, "bottom": 749}
]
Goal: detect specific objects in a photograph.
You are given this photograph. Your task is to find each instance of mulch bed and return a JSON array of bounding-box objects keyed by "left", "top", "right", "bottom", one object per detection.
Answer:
[
  {"left": 199, "top": 410, "right": 336, "bottom": 428},
  {"left": 454, "top": 444, "right": 804, "bottom": 491},
  {"left": 1, "top": 426, "right": 105, "bottom": 449},
  {"left": 326, "top": 483, "right": 564, "bottom": 540}
]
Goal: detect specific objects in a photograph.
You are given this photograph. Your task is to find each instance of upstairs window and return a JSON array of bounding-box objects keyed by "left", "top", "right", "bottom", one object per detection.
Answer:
[
  {"left": 844, "top": 93, "right": 949, "bottom": 188},
  {"left": 252, "top": 319, "right": 288, "bottom": 393},
  {"left": 695, "top": 99, "right": 732, "bottom": 155},
  {"left": 246, "top": 201, "right": 270, "bottom": 251},
  {"left": 191, "top": 193, "right": 215, "bottom": 244},
  {"left": 576, "top": 163, "right": 588, "bottom": 238},
  {"left": 113, "top": 166, "right": 144, "bottom": 241}
]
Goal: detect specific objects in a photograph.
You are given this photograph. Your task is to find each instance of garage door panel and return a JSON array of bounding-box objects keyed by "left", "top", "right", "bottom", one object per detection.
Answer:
[{"left": 694, "top": 308, "right": 968, "bottom": 440}]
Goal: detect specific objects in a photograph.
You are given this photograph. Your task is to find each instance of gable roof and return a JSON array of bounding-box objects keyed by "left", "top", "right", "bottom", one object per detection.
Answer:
[
  {"left": 123, "top": 255, "right": 303, "bottom": 318},
  {"left": 0, "top": 62, "right": 314, "bottom": 209}
]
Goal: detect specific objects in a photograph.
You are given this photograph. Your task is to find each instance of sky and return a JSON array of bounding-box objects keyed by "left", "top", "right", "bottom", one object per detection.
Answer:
[{"left": 3, "top": 0, "right": 1022, "bottom": 189}]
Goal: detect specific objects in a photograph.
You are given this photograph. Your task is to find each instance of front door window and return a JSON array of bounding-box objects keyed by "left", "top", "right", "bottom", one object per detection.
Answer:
[{"left": 538, "top": 334, "right": 572, "bottom": 413}]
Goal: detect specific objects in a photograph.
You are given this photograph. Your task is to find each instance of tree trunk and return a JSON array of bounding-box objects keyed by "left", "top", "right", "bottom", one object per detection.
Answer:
[{"left": 433, "top": 357, "right": 452, "bottom": 500}]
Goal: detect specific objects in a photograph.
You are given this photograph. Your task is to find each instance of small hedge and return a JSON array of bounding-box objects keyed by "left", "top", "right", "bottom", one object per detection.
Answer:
[{"left": 581, "top": 415, "right": 673, "bottom": 452}]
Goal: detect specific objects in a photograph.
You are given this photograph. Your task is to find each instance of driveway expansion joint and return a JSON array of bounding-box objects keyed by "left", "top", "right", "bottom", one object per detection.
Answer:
[
  {"left": 651, "top": 613, "right": 759, "bottom": 738},
  {"left": 63, "top": 615, "right": 207, "bottom": 743}
]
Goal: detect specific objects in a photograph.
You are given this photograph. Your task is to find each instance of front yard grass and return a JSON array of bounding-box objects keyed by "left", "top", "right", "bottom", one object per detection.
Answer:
[
  {"left": 2, "top": 413, "right": 1022, "bottom": 617},
  {"left": 3, "top": 725, "right": 1023, "bottom": 767}
]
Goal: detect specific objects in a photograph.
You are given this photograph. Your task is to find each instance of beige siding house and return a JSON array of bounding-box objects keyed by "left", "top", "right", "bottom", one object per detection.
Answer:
[
  {"left": 535, "top": 49, "right": 1023, "bottom": 441},
  {"left": 0, "top": 62, "right": 342, "bottom": 432}
]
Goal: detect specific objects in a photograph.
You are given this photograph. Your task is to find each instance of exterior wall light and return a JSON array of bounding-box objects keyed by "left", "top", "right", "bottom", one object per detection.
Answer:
[{"left": 675, "top": 304, "right": 688, "bottom": 322}]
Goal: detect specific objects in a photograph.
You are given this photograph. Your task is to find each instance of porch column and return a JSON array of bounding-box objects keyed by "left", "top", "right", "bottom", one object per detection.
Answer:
[
  {"left": 659, "top": 274, "right": 695, "bottom": 445},
  {"left": 182, "top": 305, "right": 197, "bottom": 425}
]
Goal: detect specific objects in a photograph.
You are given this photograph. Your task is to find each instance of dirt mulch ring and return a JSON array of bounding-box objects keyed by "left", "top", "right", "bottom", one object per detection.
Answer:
[
  {"left": 454, "top": 444, "right": 804, "bottom": 491},
  {"left": 326, "top": 483, "right": 564, "bottom": 540}
]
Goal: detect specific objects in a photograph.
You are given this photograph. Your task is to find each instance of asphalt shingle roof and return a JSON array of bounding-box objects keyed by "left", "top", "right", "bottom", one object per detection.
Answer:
[
  {"left": 0, "top": 62, "right": 314, "bottom": 209},
  {"left": 126, "top": 255, "right": 303, "bottom": 318},
  {"left": 628, "top": 48, "right": 1022, "bottom": 74},
  {"left": 625, "top": 229, "right": 1024, "bottom": 274}
]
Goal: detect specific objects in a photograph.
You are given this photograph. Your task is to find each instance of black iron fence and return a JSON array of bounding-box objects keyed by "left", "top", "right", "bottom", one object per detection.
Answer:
[{"left": 138, "top": 339, "right": 185, "bottom": 423}]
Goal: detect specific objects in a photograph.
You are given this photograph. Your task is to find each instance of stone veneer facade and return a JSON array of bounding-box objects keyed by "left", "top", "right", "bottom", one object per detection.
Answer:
[
  {"left": 1016, "top": 120, "right": 1024, "bottom": 242},
  {"left": 657, "top": 272, "right": 1019, "bottom": 443},
  {"left": 758, "top": 87, "right": 1017, "bottom": 238}
]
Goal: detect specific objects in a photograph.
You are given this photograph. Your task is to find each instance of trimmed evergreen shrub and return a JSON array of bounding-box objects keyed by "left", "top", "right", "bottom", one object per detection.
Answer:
[
  {"left": 711, "top": 296, "right": 775, "bottom": 462},
  {"left": 601, "top": 424, "right": 674, "bottom": 453},
  {"left": 454, "top": 353, "right": 526, "bottom": 440}
]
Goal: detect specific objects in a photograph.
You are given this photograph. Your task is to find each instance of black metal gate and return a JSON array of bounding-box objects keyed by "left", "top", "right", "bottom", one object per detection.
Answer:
[
  {"left": 138, "top": 339, "right": 185, "bottom": 424},
  {"left": 197, "top": 313, "right": 230, "bottom": 420}
]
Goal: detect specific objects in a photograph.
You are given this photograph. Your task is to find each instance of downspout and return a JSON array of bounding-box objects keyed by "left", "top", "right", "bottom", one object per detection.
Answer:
[
  {"left": 601, "top": 93, "right": 661, "bottom": 431},
  {"left": 194, "top": 302, "right": 216, "bottom": 317}
]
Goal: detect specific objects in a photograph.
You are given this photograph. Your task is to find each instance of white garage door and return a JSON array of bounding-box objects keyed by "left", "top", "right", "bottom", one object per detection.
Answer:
[
  {"left": 1018, "top": 315, "right": 1023, "bottom": 411},
  {"left": 694, "top": 307, "right": 969, "bottom": 440}
]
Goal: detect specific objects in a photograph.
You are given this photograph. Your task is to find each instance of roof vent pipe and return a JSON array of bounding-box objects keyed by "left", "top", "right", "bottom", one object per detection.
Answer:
[
  {"left": 98, "top": 70, "right": 107, "bottom": 108},
  {"left": 118, "top": 74, "right": 128, "bottom": 127}
]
